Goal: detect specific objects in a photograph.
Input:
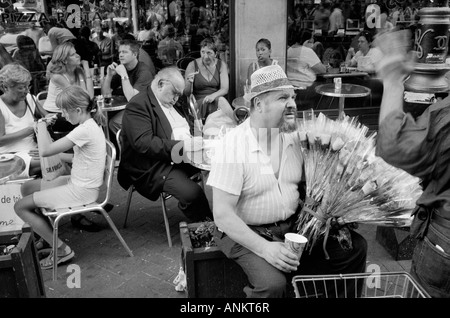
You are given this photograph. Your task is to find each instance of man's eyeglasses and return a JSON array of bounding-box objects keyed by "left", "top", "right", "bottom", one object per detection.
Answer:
[{"left": 163, "top": 80, "right": 182, "bottom": 99}]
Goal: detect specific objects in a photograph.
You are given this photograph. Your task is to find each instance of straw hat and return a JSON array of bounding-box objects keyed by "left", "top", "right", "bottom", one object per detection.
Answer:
[{"left": 244, "top": 64, "right": 295, "bottom": 102}]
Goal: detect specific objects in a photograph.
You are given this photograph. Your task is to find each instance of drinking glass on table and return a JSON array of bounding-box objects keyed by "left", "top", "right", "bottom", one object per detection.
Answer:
[
  {"left": 96, "top": 95, "right": 104, "bottom": 108},
  {"left": 104, "top": 93, "right": 112, "bottom": 107}
]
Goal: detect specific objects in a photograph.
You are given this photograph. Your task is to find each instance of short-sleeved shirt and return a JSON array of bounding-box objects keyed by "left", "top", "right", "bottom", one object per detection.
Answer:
[
  {"left": 351, "top": 47, "right": 383, "bottom": 73},
  {"left": 110, "top": 61, "right": 153, "bottom": 96},
  {"left": 207, "top": 119, "right": 304, "bottom": 225},
  {"left": 66, "top": 118, "right": 106, "bottom": 189},
  {"left": 287, "top": 45, "right": 321, "bottom": 87}
]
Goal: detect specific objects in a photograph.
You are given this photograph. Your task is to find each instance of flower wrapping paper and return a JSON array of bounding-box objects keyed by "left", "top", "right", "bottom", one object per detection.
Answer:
[{"left": 296, "top": 111, "right": 423, "bottom": 254}]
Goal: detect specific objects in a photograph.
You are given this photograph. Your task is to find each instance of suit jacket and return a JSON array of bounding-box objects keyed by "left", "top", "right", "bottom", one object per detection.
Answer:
[{"left": 118, "top": 86, "right": 191, "bottom": 201}]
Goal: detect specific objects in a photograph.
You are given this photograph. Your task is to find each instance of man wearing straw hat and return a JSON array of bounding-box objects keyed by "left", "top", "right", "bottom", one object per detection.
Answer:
[{"left": 207, "top": 64, "right": 367, "bottom": 298}]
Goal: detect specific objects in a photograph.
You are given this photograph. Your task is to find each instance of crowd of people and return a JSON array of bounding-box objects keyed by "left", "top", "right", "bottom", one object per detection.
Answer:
[{"left": 0, "top": 0, "right": 448, "bottom": 299}]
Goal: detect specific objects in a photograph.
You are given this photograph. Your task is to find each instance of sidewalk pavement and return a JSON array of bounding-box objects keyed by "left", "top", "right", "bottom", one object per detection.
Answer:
[{"left": 41, "top": 171, "right": 412, "bottom": 298}]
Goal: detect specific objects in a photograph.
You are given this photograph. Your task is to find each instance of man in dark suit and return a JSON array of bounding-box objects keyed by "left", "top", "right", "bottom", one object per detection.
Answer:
[{"left": 118, "top": 67, "right": 212, "bottom": 222}]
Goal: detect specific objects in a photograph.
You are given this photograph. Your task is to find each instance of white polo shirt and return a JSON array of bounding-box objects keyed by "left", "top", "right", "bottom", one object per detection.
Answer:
[{"left": 207, "top": 119, "right": 304, "bottom": 225}]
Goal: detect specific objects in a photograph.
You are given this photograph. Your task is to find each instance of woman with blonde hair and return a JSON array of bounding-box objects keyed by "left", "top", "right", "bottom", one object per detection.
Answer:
[
  {"left": 43, "top": 41, "right": 94, "bottom": 134},
  {"left": 0, "top": 63, "right": 53, "bottom": 177},
  {"left": 15, "top": 85, "right": 106, "bottom": 269}
]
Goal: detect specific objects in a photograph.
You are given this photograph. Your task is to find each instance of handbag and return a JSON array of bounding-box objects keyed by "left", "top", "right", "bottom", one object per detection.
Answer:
[{"left": 36, "top": 120, "right": 69, "bottom": 181}]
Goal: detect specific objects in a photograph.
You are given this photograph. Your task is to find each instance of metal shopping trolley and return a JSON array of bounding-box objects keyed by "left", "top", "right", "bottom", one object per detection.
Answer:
[{"left": 292, "top": 271, "right": 430, "bottom": 298}]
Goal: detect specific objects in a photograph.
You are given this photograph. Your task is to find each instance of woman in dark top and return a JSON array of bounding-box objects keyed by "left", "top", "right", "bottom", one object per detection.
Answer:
[{"left": 183, "top": 38, "right": 229, "bottom": 122}]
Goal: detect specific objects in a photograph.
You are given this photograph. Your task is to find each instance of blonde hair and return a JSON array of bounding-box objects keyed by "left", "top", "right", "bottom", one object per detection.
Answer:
[
  {"left": 47, "top": 42, "right": 85, "bottom": 83},
  {"left": 0, "top": 63, "right": 32, "bottom": 90},
  {"left": 56, "top": 85, "right": 106, "bottom": 126}
]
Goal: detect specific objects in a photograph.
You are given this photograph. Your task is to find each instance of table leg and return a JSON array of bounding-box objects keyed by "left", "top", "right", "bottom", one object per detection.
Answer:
[
  {"left": 104, "top": 112, "right": 110, "bottom": 141},
  {"left": 338, "top": 97, "right": 345, "bottom": 120}
]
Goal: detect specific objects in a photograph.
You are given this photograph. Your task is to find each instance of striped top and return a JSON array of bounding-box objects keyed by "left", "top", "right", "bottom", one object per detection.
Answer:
[{"left": 207, "top": 119, "right": 303, "bottom": 225}]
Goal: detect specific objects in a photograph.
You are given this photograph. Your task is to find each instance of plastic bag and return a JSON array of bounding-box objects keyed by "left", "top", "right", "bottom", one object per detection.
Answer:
[
  {"left": 173, "top": 266, "right": 187, "bottom": 292},
  {"left": 203, "top": 108, "right": 237, "bottom": 139},
  {"left": 36, "top": 121, "right": 69, "bottom": 181}
]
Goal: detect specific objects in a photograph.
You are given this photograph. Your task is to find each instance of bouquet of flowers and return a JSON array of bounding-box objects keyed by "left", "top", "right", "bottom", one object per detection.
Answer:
[{"left": 296, "top": 111, "right": 423, "bottom": 258}]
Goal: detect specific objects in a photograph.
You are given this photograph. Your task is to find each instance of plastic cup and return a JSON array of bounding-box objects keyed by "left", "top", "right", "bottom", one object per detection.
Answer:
[
  {"left": 284, "top": 233, "right": 308, "bottom": 259},
  {"left": 96, "top": 95, "right": 104, "bottom": 108},
  {"left": 334, "top": 77, "right": 342, "bottom": 90},
  {"left": 104, "top": 94, "right": 112, "bottom": 107}
]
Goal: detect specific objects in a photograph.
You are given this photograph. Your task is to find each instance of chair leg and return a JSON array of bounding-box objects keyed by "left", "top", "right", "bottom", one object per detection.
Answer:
[
  {"left": 160, "top": 194, "right": 173, "bottom": 247},
  {"left": 99, "top": 208, "right": 134, "bottom": 257},
  {"left": 123, "top": 186, "right": 134, "bottom": 228},
  {"left": 51, "top": 216, "right": 60, "bottom": 281}
]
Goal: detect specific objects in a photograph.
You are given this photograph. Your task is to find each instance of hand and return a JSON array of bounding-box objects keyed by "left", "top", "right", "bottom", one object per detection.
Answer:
[
  {"left": 183, "top": 136, "right": 204, "bottom": 152},
  {"left": 114, "top": 64, "right": 128, "bottom": 77},
  {"left": 347, "top": 47, "right": 355, "bottom": 57},
  {"left": 203, "top": 95, "right": 215, "bottom": 105},
  {"left": 81, "top": 60, "right": 90, "bottom": 70},
  {"left": 375, "top": 30, "right": 415, "bottom": 81},
  {"left": 186, "top": 71, "right": 199, "bottom": 83},
  {"left": 374, "top": 29, "right": 411, "bottom": 57},
  {"left": 262, "top": 241, "right": 300, "bottom": 273},
  {"left": 107, "top": 62, "right": 118, "bottom": 76},
  {"left": 44, "top": 113, "right": 57, "bottom": 126}
]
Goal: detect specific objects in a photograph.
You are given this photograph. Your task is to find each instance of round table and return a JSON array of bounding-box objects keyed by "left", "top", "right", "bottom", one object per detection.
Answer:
[
  {"left": 185, "top": 139, "right": 219, "bottom": 172},
  {"left": 315, "top": 83, "right": 371, "bottom": 119},
  {"left": 0, "top": 154, "right": 26, "bottom": 185},
  {"left": 100, "top": 95, "right": 128, "bottom": 140}
]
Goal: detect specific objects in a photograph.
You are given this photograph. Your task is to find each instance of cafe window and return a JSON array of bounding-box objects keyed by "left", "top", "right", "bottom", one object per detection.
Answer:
[{"left": 141, "top": 0, "right": 230, "bottom": 63}]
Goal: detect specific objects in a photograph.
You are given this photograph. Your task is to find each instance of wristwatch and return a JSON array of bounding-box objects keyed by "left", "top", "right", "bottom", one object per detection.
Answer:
[{"left": 121, "top": 75, "right": 129, "bottom": 81}]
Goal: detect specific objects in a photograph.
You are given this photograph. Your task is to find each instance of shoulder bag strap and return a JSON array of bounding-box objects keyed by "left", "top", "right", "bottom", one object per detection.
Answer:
[{"left": 26, "top": 94, "right": 42, "bottom": 120}]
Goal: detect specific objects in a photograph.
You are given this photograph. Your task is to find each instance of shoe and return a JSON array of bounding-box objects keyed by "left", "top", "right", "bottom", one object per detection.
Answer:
[
  {"left": 71, "top": 215, "right": 102, "bottom": 232},
  {"left": 40, "top": 247, "right": 75, "bottom": 270},
  {"left": 37, "top": 248, "right": 52, "bottom": 261}
]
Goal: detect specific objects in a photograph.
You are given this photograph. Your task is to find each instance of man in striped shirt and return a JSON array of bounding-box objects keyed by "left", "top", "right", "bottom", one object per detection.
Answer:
[{"left": 207, "top": 65, "right": 367, "bottom": 298}]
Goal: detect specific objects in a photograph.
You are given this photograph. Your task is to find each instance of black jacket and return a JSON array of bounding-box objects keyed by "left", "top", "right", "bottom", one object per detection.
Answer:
[{"left": 118, "top": 86, "right": 192, "bottom": 201}]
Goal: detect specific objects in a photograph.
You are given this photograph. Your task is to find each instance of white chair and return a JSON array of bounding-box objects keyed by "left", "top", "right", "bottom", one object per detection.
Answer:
[
  {"left": 116, "top": 129, "right": 202, "bottom": 248},
  {"left": 41, "top": 140, "right": 134, "bottom": 281},
  {"left": 36, "top": 91, "right": 47, "bottom": 106},
  {"left": 116, "top": 129, "right": 174, "bottom": 247}
]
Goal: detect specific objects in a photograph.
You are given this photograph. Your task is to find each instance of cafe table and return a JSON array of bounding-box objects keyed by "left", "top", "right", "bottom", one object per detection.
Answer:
[
  {"left": 100, "top": 95, "right": 128, "bottom": 141},
  {"left": 0, "top": 154, "right": 26, "bottom": 185},
  {"left": 185, "top": 139, "right": 218, "bottom": 211},
  {"left": 316, "top": 68, "right": 369, "bottom": 81},
  {"left": 315, "top": 83, "right": 371, "bottom": 120}
]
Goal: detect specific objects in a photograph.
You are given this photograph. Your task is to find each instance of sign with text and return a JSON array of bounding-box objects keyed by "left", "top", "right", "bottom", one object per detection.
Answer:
[{"left": 0, "top": 183, "right": 25, "bottom": 232}]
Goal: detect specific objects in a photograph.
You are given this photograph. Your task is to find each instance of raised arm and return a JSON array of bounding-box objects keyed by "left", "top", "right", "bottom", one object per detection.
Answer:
[{"left": 183, "top": 61, "right": 196, "bottom": 96}]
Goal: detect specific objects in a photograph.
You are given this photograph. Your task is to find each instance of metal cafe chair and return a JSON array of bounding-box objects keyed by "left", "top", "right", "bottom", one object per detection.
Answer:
[
  {"left": 116, "top": 129, "right": 174, "bottom": 247},
  {"left": 116, "top": 129, "right": 202, "bottom": 247},
  {"left": 40, "top": 140, "right": 134, "bottom": 281},
  {"left": 36, "top": 90, "right": 47, "bottom": 106}
]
